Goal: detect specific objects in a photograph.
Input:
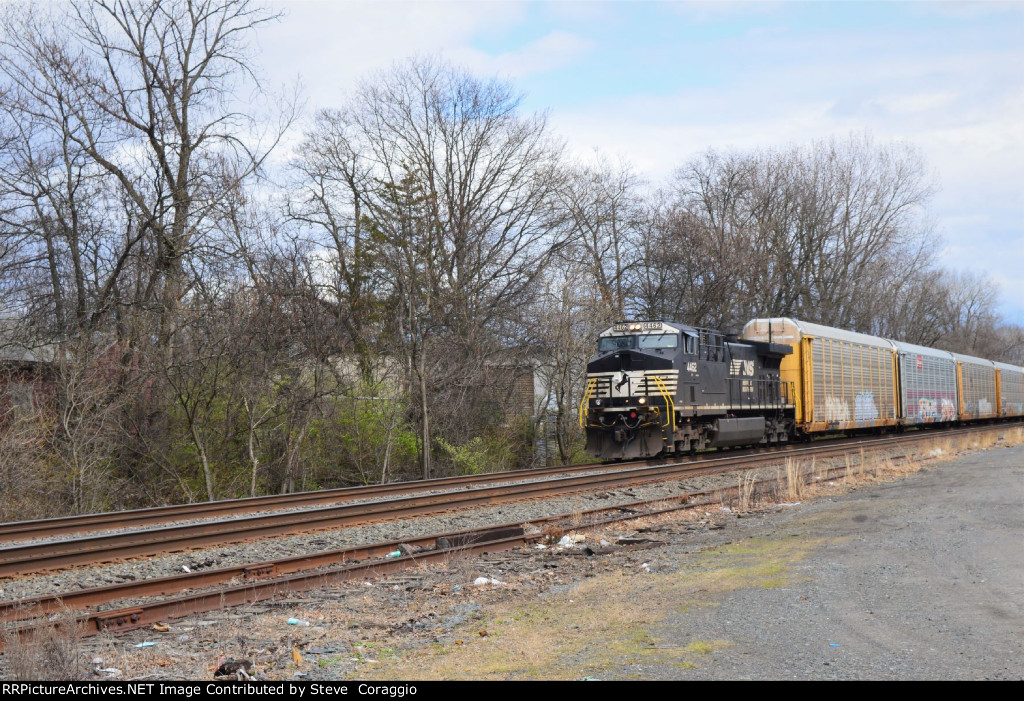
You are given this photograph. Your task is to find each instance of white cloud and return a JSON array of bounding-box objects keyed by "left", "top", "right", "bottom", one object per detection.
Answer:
[
  {"left": 254, "top": 1, "right": 1024, "bottom": 320},
  {"left": 447, "top": 30, "right": 596, "bottom": 79},
  {"left": 547, "top": 56, "right": 1024, "bottom": 314},
  {"left": 259, "top": 0, "right": 527, "bottom": 106}
]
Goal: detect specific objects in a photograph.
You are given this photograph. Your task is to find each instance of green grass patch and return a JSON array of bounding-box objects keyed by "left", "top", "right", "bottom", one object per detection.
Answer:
[{"left": 683, "top": 640, "right": 731, "bottom": 655}]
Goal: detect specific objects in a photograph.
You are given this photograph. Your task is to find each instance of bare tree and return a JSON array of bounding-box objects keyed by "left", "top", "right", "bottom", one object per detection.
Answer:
[
  {"left": 293, "top": 57, "right": 566, "bottom": 479},
  {"left": 870, "top": 268, "right": 948, "bottom": 345},
  {"left": 161, "top": 306, "right": 229, "bottom": 502},
  {"left": 636, "top": 188, "right": 748, "bottom": 328},
  {"left": 529, "top": 264, "right": 607, "bottom": 464},
  {"left": 558, "top": 153, "right": 647, "bottom": 318},
  {"left": 645, "top": 135, "right": 938, "bottom": 332},
  {"left": 0, "top": 0, "right": 291, "bottom": 353},
  {"left": 931, "top": 270, "right": 1002, "bottom": 356},
  {"left": 0, "top": 365, "right": 58, "bottom": 520},
  {"left": 784, "top": 135, "right": 936, "bottom": 328},
  {"left": 287, "top": 114, "right": 379, "bottom": 379},
  {"left": 51, "top": 344, "right": 128, "bottom": 513},
  {"left": 0, "top": 55, "right": 143, "bottom": 342}
]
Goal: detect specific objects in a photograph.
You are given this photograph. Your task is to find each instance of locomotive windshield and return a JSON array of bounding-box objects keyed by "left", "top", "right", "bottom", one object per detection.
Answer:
[
  {"left": 638, "top": 333, "right": 678, "bottom": 350},
  {"left": 598, "top": 333, "right": 679, "bottom": 352},
  {"left": 598, "top": 335, "right": 635, "bottom": 352}
]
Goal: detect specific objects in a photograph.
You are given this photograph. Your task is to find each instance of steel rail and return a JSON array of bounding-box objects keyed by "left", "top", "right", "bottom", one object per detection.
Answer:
[
  {"left": 1, "top": 421, "right": 1001, "bottom": 543},
  {"left": 0, "top": 443, "right": 922, "bottom": 648},
  {"left": 0, "top": 424, "right": 1007, "bottom": 578},
  {"left": 0, "top": 459, "right": 635, "bottom": 543},
  {"left": 0, "top": 525, "right": 528, "bottom": 622},
  {"left": 0, "top": 448, "right": 781, "bottom": 576}
]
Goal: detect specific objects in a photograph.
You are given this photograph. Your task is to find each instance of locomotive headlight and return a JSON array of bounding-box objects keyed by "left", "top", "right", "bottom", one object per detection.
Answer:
[{"left": 637, "top": 397, "right": 647, "bottom": 405}]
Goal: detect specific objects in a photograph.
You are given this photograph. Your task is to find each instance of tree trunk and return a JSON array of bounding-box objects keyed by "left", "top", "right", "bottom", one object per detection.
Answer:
[
  {"left": 248, "top": 425, "right": 259, "bottom": 498},
  {"left": 419, "top": 367, "right": 431, "bottom": 481},
  {"left": 189, "top": 422, "right": 215, "bottom": 502}
]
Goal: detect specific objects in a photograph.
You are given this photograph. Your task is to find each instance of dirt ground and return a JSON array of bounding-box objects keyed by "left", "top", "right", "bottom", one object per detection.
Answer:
[{"left": 10, "top": 434, "right": 1024, "bottom": 681}]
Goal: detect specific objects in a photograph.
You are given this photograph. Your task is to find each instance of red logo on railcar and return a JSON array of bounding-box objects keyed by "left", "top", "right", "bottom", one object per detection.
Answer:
[{"left": 916, "top": 355, "right": 923, "bottom": 370}]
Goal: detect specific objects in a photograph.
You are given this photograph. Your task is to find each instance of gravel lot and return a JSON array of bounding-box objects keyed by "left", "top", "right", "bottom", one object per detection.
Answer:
[{"left": 637, "top": 443, "right": 1024, "bottom": 680}]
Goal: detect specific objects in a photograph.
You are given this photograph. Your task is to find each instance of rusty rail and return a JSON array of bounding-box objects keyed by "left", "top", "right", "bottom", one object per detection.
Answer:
[
  {"left": 0, "top": 424, "right": 1014, "bottom": 581},
  {"left": 0, "top": 433, "right": 937, "bottom": 648}
]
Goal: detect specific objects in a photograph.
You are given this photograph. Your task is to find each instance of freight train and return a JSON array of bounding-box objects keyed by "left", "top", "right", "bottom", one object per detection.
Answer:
[{"left": 579, "top": 318, "right": 1024, "bottom": 460}]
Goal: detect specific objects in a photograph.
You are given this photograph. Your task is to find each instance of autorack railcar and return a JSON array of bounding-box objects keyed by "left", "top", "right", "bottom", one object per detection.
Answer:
[
  {"left": 888, "top": 341, "right": 958, "bottom": 425},
  {"left": 952, "top": 353, "right": 998, "bottom": 421},
  {"left": 741, "top": 318, "right": 899, "bottom": 434},
  {"left": 994, "top": 361, "right": 1024, "bottom": 418}
]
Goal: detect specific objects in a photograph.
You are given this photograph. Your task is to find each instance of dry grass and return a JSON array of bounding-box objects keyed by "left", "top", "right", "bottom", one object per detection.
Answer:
[
  {"left": 438, "top": 542, "right": 483, "bottom": 585},
  {"left": 737, "top": 471, "right": 757, "bottom": 511},
  {"left": 912, "top": 426, "right": 1024, "bottom": 466},
  {"left": 568, "top": 503, "right": 585, "bottom": 529},
  {"left": 784, "top": 458, "right": 803, "bottom": 501},
  {"left": 539, "top": 524, "right": 565, "bottom": 544},
  {"left": 786, "top": 426, "right": 1024, "bottom": 500},
  {"left": 616, "top": 427, "right": 1018, "bottom": 529},
  {"left": 713, "top": 427, "right": 1022, "bottom": 514},
  {"left": 1, "top": 605, "right": 86, "bottom": 681},
  {"left": 1006, "top": 426, "right": 1024, "bottom": 446}
]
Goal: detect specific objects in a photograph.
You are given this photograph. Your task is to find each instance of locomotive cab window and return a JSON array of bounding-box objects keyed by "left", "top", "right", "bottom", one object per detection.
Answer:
[
  {"left": 637, "top": 333, "right": 679, "bottom": 351},
  {"left": 598, "top": 335, "right": 635, "bottom": 352},
  {"left": 683, "top": 334, "right": 696, "bottom": 355}
]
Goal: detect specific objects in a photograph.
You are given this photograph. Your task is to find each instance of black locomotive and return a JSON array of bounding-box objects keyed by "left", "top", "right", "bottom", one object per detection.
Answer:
[{"left": 580, "top": 321, "right": 794, "bottom": 460}]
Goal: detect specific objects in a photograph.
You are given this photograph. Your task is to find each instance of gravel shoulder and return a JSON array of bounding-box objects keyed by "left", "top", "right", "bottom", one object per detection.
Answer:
[{"left": 629, "top": 444, "right": 1024, "bottom": 680}]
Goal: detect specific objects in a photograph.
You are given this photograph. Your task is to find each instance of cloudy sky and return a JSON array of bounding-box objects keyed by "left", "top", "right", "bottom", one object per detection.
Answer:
[{"left": 259, "top": 0, "right": 1024, "bottom": 323}]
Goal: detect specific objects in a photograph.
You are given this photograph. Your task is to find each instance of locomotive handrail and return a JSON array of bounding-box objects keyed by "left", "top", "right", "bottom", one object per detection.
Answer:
[
  {"left": 784, "top": 380, "right": 796, "bottom": 407},
  {"left": 650, "top": 375, "right": 676, "bottom": 433},
  {"left": 578, "top": 377, "right": 597, "bottom": 428}
]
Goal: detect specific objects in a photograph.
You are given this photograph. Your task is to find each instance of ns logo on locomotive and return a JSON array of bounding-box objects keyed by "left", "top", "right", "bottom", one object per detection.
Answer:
[{"left": 579, "top": 317, "right": 1024, "bottom": 460}]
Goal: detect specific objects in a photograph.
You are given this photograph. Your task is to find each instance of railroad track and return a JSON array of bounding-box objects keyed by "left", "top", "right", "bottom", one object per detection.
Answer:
[
  {"left": 0, "top": 424, "right": 1012, "bottom": 579},
  {"left": 0, "top": 424, "right": 979, "bottom": 544},
  {"left": 0, "top": 422, "right": 1017, "bottom": 649},
  {"left": 0, "top": 454, "right": 868, "bottom": 645},
  {"left": 0, "top": 458, "right": 640, "bottom": 543},
  {"left": 0, "top": 448, "right": 774, "bottom": 576},
  {"left": 0, "top": 429, "right": 956, "bottom": 578}
]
